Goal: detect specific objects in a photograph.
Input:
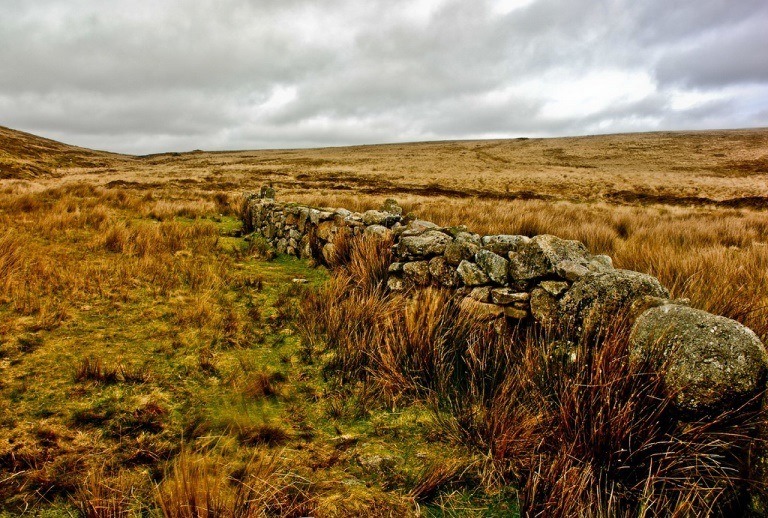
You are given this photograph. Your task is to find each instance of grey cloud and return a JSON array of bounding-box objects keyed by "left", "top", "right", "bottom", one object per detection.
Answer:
[
  {"left": 0, "top": 0, "right": 766, "bottom": 154},
  {"left": 629, "top": 0, "right": 765, "bottom": 45},
  {"left": 655, "top": 17, "right": 768, "bottom": 87}
]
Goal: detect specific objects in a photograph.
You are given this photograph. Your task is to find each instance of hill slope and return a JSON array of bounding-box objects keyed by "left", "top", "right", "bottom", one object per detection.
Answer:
[
  {"left": 1, "top": 125, "right": 767, "bottom": 205},
  {"left": 0, "top": 126, "right": 129, "bottom": 179}
]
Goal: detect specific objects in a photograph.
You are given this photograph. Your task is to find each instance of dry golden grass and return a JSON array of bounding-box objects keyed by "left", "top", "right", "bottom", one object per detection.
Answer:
[
  {"left": 0, "top": 181, "right": 438, "bottom": 516},
  {"left": 300, "top": 239, "right": 767, "bottom": 516},
  {"left": 295, "top": 194, "right": 768, "bottom": 341},
  {"left": 4, "top": 125, "right": 768, "bottom": 339},
  {"left": 2, "top": 125, "right": 768, "bottom": 515},
  {"left": 156, "top": 452, "right": 315, "bottom": 518},
  {"left": 4, "top": 124, "right": 768, "bottom": 201}
]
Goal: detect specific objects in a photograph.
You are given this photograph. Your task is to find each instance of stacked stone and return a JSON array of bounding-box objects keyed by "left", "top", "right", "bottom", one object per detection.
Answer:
[
  {"left": 242, "top": 189, "right": 768, "bottom": 416},
  {"left": 243, "top": 190, "right": 665, "bottom": 331},
  {"left": 389, "top": 221, "right": 636, "bottom": 328},
  {"left": 242, "top": 190, "right": 405, "bottom": 264}
]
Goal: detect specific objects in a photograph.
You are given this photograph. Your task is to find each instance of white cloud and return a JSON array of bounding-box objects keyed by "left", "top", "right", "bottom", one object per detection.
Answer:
[
  {"left": 669, "top": 89, "right": 724, "bottom": 111},
  {"left": 537, "top": 70, "right": 657, "bottom": 120},
  {"left": 489, "top": 0, "right": 538, "bottom": 15}
]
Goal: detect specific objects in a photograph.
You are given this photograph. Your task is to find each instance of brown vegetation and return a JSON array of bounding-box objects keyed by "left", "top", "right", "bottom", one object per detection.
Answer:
[
  {"left": 2, "top": 125, "right": 768, "bottom": 515},
  {"left": 298, "top": 234, "right": 768, "bottom": 516}
]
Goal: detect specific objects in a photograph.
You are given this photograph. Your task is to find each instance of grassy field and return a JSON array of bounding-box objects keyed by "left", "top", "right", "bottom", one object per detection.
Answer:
[
  {"left": 1, "top": 184, "right": 501, "bottom": 515},
  {"left": 1, "top": 125, "right": 767, "bottom": 515}
]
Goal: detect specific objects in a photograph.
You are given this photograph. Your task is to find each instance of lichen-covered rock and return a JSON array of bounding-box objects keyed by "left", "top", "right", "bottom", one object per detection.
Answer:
[
  {"left": 285, "top": 213, "right": 299, "bottom": 226},
  {"left": 504, "top": 306, "right": 529, "bottom": 319},
  {"left": 388, "top": 262, "right": 404, "bottom": 274},
  {"left": 457, "top": 260, "right": 490, "bottom": 286},
  {"left": 387, "top": 276, "right": 405, "bottom": 291},
  {"left": 444, "top": 233, "right": 481, "bottom": 265},
  {"left": 402, "top": 219, "right": 441, "bottom": 234},
  {"left": 444, "top": 225, "right": 470, "bottom": 237},
  {"left": 454, "top": 231, "right": 481, "bottom": 244},
  {"left": 264, "top": 224, "right": 277, "bottom": 239},
  {"left": 509, "top": 234, "right": 590, "bottom": 281},
  {"left": 333, "top": 212, "right": 350, "bottom": 227},
  {"left": 491, "top": 288, "right": 529, "bottom": 305},
  {"left": 460, "top": 297, "right": 504, "bottom": 321},
  {"left": 365, "top": 225, "right": 391, "bottom": 238},
  {"left": 470, "top": 286, "right": 493, "bottom": 303},
  {"left": 296, "top": 208, "right": 310, "bottom": 232},
  {"left": 481, "top": 235, "right": 530, "bottom": 255},
  {"left": 381, "top": 199, "right": 403, "bottom": 215},
  {"left": 399, "top": 231, "right": 452, "bottom": 259},
  {"left": 561, "top": 269, "right": 669, "bottom": 335},
  {"left": 540, "top": 280, "right": 569, "bottom": 297},
  {"left": 362, "top": 210, "right": 399, "bottom": 227},
  {"left": 475, "top": 250, "right": 509, "bottom": 285},
  {"left": 299, "top": 235, "right": 312, "bottom": 258},
  {"left": 590, "top": 255, "right": 613, "bottom": 270},
  {"left": 630, "top": 304, "right": 768, "bottom": 414},
  {"left": 317, "top": 221, "right": 336, "bottom": 241},
  {"left": 530, "top": 287, "right": 560, "bottom": 328},
  {"left": 402, "top": 261, "right": 431, "bottom": 286},
  {"left": 555, "top": 260, "right": 590, "bottom": 281},
  {"left": 429, "top": 256, "right": 459, "bottom": 287}
]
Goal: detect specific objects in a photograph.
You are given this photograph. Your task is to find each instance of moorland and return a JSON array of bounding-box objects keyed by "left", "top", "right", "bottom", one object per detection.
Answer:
[{"left": 1, "top": 125, "right": 767, "bottom": 516}]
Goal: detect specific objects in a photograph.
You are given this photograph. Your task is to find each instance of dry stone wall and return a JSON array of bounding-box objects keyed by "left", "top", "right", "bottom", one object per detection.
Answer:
[{"left": 241, "top": 188, "right": 768, "bottom": 416}]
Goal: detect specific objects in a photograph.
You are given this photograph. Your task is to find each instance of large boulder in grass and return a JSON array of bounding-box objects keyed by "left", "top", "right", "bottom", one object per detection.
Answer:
[
  {"left": 630, "top": 304, "right": 768, "bottom": 414},
  {"left": 560, "top": 269, "right": 669, "bottom": 335}
]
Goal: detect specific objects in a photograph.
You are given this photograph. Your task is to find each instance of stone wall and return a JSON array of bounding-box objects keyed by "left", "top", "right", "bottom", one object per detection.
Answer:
[{"left": 241, "top": 188, "right": 768, "bottom": 415}]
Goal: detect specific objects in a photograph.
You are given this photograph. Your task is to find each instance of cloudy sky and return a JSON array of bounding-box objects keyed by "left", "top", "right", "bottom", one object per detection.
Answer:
[{"left": 1, "top": 0, "right": 767, "bottom": 154}]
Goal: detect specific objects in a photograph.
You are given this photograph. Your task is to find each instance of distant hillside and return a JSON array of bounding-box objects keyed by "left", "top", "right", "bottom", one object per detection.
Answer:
[
  {"left": 1, "top": 125, "right": 767, "bottom": 206},
  {"left": 0, "top": 126, "right": 129, "bottom": 179}
]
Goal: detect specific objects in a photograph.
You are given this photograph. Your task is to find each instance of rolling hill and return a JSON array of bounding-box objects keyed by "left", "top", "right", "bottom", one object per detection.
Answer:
[
  {"left": 1, "top": 125, "right": 767, "bottom": 206},
  {"left": 0, "top": 125, "right": 130, "bottom": 179}
]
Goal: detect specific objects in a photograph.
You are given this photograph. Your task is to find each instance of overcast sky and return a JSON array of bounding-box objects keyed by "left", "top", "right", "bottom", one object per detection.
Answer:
[{"left": 1, "top": 0, "right": 767, "bottom": 154}]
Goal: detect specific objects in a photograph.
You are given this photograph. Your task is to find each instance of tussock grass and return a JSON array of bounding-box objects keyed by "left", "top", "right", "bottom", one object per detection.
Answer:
[
  {"left": 0, "top": 185, "right": 340, "bottom": 514},
  {"left": 239, "top": 370, "right": 286, "bottom": 399},
  {"left": 300, "top": 235, "right": 768, "bottom": 515},
  {"left": 5, "top": 126, "right": 768, "bottom": 515},
  {"left": 75, "top": 357, "right": 152, "bottom": 385},
  {"left": 289, "top": 191, "right": 768, "bottom": 343},
  {"left": 75, "top": 469, "right": 148, "bottom": 517},
  {"left": 156, "top": 452, "right": 314, "bottom": 517}
]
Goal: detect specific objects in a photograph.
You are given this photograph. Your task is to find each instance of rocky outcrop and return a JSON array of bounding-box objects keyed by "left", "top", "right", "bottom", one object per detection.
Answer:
[{"left": 241, "top": 188, "right": 768, "bottom": 416}]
